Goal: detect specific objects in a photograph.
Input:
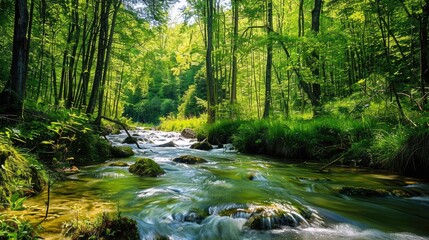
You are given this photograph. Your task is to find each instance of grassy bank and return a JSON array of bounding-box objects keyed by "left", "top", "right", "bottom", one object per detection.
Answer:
[{"left": 197, "top": 117, "right": 429, "bottom": 179}]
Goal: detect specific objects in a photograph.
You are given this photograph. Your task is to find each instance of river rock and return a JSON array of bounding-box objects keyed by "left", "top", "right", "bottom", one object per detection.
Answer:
[
  {"left": 190, "top": 139, "right": 213, "bottom": 151},
  {"left": 172, "top": 155, "right": 208, "bottom": 164},
  {"left": 111, "top": 146, "right": 135, "bottom": 158},
  {"left": 129, "top": 158, "right": 165, "bottom": 177},
  {"left": 154, "top": 141, "right": 177, "bottom": 147},
  {"left": 108, "top": 161, "right": 129, "bottom": 167},
  {"left": 219, "top": 204, "right": 313, "bottom": 230},
  {"left": 181, "top": 128, "right": 197, "bottom": 139},
  {"left": 122, "top": 136, "right": 137, "bottom": 144},
  {"left": 338, "top": 186, "right": 423, "bottom": 198},
  {"left": 60, "top": 166, "right": 80, "bottom": 175}
]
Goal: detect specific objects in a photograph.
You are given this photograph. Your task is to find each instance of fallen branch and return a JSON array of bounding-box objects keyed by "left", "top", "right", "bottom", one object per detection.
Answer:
[
  {"left": 100, "top": 116, "right": 141, "bottom": 149},
  {"left": 319, "top": 153, "right": 346, "bottom": 173}
]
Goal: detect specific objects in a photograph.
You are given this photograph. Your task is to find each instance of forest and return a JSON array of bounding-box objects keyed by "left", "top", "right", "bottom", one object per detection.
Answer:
[{"left": 1, "top": 0, "right": 429, "bottom": 239}]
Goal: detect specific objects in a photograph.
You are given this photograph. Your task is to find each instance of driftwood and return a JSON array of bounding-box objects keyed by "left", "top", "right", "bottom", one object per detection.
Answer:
[
  {"left": 100, "top": 116, "right": 141, "bottom": 149},
  {"left": 319, "top": 153, "right": 346, "bottom": 173}
]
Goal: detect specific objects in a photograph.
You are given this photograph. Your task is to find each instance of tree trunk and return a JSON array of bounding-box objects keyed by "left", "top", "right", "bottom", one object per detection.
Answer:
[
  {"left": 87, "top": 0, "right": 110, "bottom": 114},
  {"left": 0, "top": 0, "right": 29, "bottom": 116},
  {"left": 96, "top": 0, "right": 121, "bottom": 124},
  {"left": 206, "top": 0, "right": 216, "bottom": 123},
  {"left": 263, "top": 0, "right": 273, "bottom": 119},
  {"left": 420, "top": 2, "right": 429, "bottom": 103},
  {"left": 230, "top": 0, "right": 239, "bottom": 106}
]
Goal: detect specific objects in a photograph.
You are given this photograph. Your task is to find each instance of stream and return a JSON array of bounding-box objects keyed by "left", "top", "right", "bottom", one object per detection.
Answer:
[{"left": 22, "top": 129, "right": 429, "bottom": 239}]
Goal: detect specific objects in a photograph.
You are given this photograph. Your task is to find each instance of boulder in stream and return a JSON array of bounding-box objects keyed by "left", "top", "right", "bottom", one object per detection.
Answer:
[
  {"left": 110, "top": 146, "right": 134, "bottom": 158},
  {"left": 218, "top": 204, "right": 315, "bottom": 230},
  {"left": 154, "top": 141, "right": 178, "bottom": 147},
  {"left": 181, "top": 128, "right": 197, "bottom": 139},
  {"left": 129, "top": 158, "right": 165, "bottom": 177},
  {"left": 172, "top": 155, "right": 208, "bottom": 164},
  {"left": 122, "top": 136, "right": 138, "bottom": 144},
  {"left": 190, "top": 139, "right": 213, "bottom": 151}
]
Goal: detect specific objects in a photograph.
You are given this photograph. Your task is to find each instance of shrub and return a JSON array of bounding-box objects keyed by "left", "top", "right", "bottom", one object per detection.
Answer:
[
  {"left": 205, "top": 120, "right": 248, "bottom": 145},
  {"left": 0, "top": 215, "right": 38, "bottom": 240},
  {"left": 63, "top": 212, "right": 139, "bottom": 240}
]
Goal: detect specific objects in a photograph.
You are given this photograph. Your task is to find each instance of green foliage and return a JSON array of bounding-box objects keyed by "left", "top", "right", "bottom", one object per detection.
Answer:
[
  {"left": 0, "top": 214, "right": 38, "bottom": 240},
  {"left": 159, "top": 115, "right": 206, "bottom": 132},
  {"left": 0, "top": 137, "right": 46, "bottom": 209},
  {"left": 5, "top": 193, "right": 27, "bottom": 211},
  {"left": 233, "top": 120, "right": 270, "bottom": 154},
  {"left": 204, "top": 120, "right": 249, "bottom": 145},
  {"left": 63, "top": 211, "right": 139, "bottom": 240}
]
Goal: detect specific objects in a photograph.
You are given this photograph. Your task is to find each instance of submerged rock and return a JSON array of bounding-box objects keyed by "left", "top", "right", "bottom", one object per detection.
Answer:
[
  {"left": 108, "top": 161, "right": 129, "bottom": 167},
  {"left": 181, "top": 128, "right": 197, "bottom": 139},
  {"left": 172, "top": 155, "right": 208, "bottom": 164},
  {"left": 129, "top": 158, "right": 165, "bottom": 177},
  {"left": 111, "top": 146, "right": 134, "bottom": 158},
  {"left": 338, "top": 186, "right": 423, "bottom": 198},
  {"left": 122, "top": 136, "right": 137, "bottom": 144},
  {"left": 190, "top": 139, "right": 213, "bottom": 151}
]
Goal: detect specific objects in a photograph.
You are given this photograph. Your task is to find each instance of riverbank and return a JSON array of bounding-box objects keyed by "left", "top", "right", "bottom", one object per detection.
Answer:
[{"left": 161, "top": 116, "right": 429, "bottom": 179}]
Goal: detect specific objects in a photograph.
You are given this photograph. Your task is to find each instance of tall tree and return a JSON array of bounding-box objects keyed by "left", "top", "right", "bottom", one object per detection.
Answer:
[
  {"left": 263, "top": 0, "right": 273, "bottom": 118},
  {"left": 230, "top": 0, "right": 238, "bottom": 107},
  {"left": 0, "top": 0, "right": 29, "bottom": 116},
  {"left": 205, "top": 0, "right": 216, "bottom": 123}
]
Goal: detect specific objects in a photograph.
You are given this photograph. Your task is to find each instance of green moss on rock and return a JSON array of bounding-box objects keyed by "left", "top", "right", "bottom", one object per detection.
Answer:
[
  {"left": 129, "top": 158, "right": 165, "bottom": 177},
  {"left": 111, "top": 146, "right": 134, "bottom": 158},
  {"left": 63, "top": 212, "right": 139, "bottom": 240},
  {"left": 108, "top": 161, "right": 129, "bottom": 167},
  {"left": 172, "top": 155, "right": 208, "bottom": 164},
  {"left": 0, "top": 140, "right": 46, "bottom": 206}
]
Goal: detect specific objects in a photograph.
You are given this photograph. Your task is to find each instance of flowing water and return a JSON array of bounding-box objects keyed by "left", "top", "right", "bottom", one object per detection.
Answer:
[{"left": 19, "top": 129, "right": 429, "bottom": 239}]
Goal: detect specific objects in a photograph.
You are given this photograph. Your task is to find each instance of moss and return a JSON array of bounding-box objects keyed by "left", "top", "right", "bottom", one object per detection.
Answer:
[
  {"left": 63, "top": 212, "right": 139, "bottom": 240},
  {"left": 111, "top": 146, "right": 134, "bottom": 158},
  {"left": 129, "top": 158, "right": 165, "bottom": 177},
  {"left": 108, "top": 161, "right": 129, "bottom": 167},
  {"left": 72, "top": 132, "right": 112, "bottom": 165},
  {"left": 0, "top": 139, "right": 46, "bottom": 207},
  {"left": 172, "top": 155, "right": 208, "bottom": 164},
  {"left": 339, "top": 186, "right": 390, "bottom": 197}
]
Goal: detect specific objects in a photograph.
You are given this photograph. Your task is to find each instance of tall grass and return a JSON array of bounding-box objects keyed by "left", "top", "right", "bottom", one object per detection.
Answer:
[{"left": 159, "top": 115, "right": 207, "bottom": 132}]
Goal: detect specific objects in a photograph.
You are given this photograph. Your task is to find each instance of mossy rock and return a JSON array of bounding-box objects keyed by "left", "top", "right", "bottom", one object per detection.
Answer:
[
  {"left": 108, "top": 161, "right": 129, "bottom": 167},
  {"left": 122, "top": 136, "right": 138, "bottom": 144},
  {"left": 111, "top": 146, "right": 134, "bottom": 158},
  {"left": 172, "top": 155, "right": 208, "bottom": 164},
  {"left": 63, "top": 212, "right": 139, "bottom": 240},
  {"left": 339, "top": 186, "right": 389, "bottom": 197},
  {"left": 219, "top": 204, "right": 312, "bottom": 230},
  {"left": 339, "top": 186, "right": 424, "bottom": 198},
  {"left": 129, "top": 158, "right": 165, "bottom": 177},
  {"left": 0, "top": 141, "right": 46, "bottom": 203},
  {"left": 190, "top": 139, "right": 213, "bottom": 151}
]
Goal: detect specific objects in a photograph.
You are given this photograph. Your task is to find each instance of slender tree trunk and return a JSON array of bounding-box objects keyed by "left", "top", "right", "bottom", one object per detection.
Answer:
[
  {"left": 0, "top": 0, "right": 29, "bottom": 115},
  {"left": 263, "top": 0, "right": 273, "bottom": 118},
  {"left": 96, "top": 0, "right": 121, "bottom": 123},
  {"left": 230, "top": 0, "right": 238, "bottom": 107},
  {"left": 420, "top": 2, "right": 429, "bottom": 103},
  {"left": 206, "top": 0, "right": 216, "bottom": 123},
  {"left": 87, "top": 0, "right": 110, "bottom": 114}
]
